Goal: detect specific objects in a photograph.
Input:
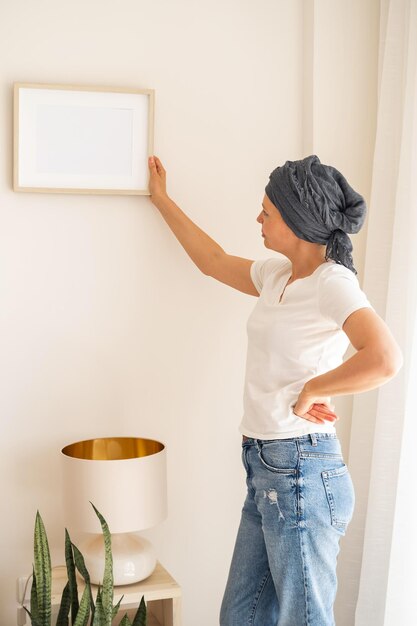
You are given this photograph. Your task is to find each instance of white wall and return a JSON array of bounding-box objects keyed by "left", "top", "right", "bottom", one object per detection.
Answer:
[{"left": 0, "top": 1, "right": 378, "bottom": 625}]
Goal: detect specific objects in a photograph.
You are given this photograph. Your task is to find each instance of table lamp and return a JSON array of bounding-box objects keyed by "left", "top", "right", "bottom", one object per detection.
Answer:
[{"left": 61, "top": 436, "right": 167, "bottom": 585}]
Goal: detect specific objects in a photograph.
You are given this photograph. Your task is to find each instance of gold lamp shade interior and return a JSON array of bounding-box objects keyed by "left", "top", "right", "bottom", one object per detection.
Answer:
[{"left": 62, "top": 437, "right": 164, "bottom": 461}]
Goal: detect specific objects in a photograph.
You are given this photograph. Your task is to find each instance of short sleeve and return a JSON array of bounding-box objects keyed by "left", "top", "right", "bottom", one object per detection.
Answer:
[
  {"left": 250, "top": 256, "right": 290, "bottom": 293},
  {"left": 318, "top": 265, "right": 374, "bottom": 329}
]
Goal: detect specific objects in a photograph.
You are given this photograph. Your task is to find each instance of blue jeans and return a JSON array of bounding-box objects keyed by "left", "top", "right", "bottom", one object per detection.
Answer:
[{"left": 219, "top": 433, "right": 355, "bottom": 626}]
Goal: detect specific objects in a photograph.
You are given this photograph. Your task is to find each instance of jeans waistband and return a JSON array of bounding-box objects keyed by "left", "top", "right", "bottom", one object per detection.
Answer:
[{"left": 242, "top": 433, "right": 338, "bottom": 445}]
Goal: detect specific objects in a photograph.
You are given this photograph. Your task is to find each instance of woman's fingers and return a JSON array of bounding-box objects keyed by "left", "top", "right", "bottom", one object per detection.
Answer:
[
  {"left": 312, "top": 403, "right": 337, "bottom": 417},
  {"left": 303, "top": 403, "right": 339, "bottom": 423},
  {"left": 150, "top": 155, "right": 166, "bottom": 178},
  {"left": 305, "top": 414, "right": 338, "bottom": 424},
  {"left": 148, "top": 155, "right": 167, "bottom": 201},
  {"left": 306, "top": 415, "right": 326, "bottom": 424},
  {"left": 149, "top": 156, "right": 157, "bottom": 173},
  {"left": 317, "top": 414, "right": 338, "bottom": 421},
  {"left": 154, "top": 156, "right": 165, "bottom": 172},
  {"left": 296, "top": 401, "right": 339, "bottom": 424}
]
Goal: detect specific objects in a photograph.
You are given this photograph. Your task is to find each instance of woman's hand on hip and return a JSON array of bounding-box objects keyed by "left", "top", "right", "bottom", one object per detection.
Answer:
[{"left": 292, "top": 388, "right": 339, "bottom": 424}]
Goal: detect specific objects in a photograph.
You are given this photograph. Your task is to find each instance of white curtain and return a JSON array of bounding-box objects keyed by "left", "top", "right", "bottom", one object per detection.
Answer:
[{"left": 346, "top": 0, "right": 417, "bottom": 624}]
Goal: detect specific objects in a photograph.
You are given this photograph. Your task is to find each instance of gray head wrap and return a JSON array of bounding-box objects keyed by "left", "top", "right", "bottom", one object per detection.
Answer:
[{"left": 265, "top": 155, "right": 367, "bottom": 274}]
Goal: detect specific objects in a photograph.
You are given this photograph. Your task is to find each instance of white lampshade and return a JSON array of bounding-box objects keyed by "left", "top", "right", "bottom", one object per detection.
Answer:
[
  {"left": 61, "top": 436, "right": 167, "bottom": 584},
  {"left": 62, "top": 436, "right": 167, "bottom": 533}
]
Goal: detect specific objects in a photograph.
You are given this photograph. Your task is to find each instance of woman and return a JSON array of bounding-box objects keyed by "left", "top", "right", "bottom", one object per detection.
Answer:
[{"left": 148, "top": 154, "right": 403, "bottom": 626}]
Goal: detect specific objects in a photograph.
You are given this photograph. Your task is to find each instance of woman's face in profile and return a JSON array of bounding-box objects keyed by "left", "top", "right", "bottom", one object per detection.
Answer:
[{"left": 257, "top": 194, "right": 294, "bottom": 252}]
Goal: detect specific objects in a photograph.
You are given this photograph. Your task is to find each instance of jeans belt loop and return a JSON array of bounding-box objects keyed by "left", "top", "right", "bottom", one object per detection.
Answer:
[{"left": 310, "top": 433, "right": 318, "bottom": 447}]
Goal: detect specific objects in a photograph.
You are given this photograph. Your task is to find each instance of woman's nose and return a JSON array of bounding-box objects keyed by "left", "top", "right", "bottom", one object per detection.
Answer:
[{"left": 257, "top": 213, "right": 263, "bottom": 223}]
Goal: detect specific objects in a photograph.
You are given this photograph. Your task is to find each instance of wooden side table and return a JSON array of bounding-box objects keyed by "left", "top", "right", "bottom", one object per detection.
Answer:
[{"left": 17, "top": 561, "right": 181, "bottom": 626}]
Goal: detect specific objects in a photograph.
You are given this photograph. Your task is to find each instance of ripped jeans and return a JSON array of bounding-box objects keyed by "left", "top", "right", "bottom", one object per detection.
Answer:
[{"left": 219, "top": 433, "right": 355, "bottom": 626}]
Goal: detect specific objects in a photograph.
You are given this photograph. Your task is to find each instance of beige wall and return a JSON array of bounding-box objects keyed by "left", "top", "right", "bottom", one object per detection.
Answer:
[{"left": 0, "top": 1, "right": 378, "bottom": 625}]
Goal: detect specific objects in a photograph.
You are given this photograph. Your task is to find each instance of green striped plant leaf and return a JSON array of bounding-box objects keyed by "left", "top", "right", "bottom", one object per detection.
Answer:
[
  {"left": 112, "top": 595, "right": 124, "bottom": 619},
  {"left": 56, "top": 581, "right": 70, "bottom": 626},
  {"left": 33, "top": 512, "right": 51, "bottom": 626},
  {"left": 23, "top": 606, "right": 42, "bottom": 626},
  {"left": 92, "top": 586, "right": 105, "bottom": 626},
  {"left": 131, "top": 596, "right": 147, "bottom": 626},
  {"left": 72, "top": 585, "right": 90, "bottom": 626},
  {"left": 64, "top": 529, "right": 79, "bottom": 622},
  {"left": 72, "top": 543, "right": 91, "bottom": 585},
  {"left": 118, "top": 615, "right": 132, "bottom": 626},
  {"left": 90, "top": 504, "right": 113, "bottom": 626},
  {"left": 72, "top": 543, "right": 95, "bottom": 616},
  {"left": 30, "top": 566, "right": 39, "bottom": 624}
]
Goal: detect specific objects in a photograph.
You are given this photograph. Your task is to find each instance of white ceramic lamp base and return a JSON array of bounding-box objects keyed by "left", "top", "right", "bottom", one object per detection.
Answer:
[{"left": 79, "top": 532, "right": 157, "bottom": 585}]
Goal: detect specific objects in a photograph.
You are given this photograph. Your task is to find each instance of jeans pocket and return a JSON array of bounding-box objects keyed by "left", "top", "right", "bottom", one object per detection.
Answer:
[
  {"left": 321, "top": 464, "right": 355, "bottom": 534},
  {"left": 257, "top": 444, "right": 297, "bottom": 474}
]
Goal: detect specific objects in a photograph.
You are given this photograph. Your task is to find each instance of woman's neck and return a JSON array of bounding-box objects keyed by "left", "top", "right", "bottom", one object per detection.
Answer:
[{"left": 287, "top": 256, "right": 328, "bottom": 281}]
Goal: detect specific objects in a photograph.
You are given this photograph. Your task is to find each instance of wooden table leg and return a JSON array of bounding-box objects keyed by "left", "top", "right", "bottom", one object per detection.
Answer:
[
  {"left": 171, "top": 597, "right": 182, "bottom": 626},
  {"left": 147, "top": 597, "right": 182, "bottom": 626}
]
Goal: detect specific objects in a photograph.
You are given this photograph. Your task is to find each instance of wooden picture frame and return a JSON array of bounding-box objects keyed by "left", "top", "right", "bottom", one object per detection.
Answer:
[{"left": 13, "top": 83, "right": 155, "bottom": 195}]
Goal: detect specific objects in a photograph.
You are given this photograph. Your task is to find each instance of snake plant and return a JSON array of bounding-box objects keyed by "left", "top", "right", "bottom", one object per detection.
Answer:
[{"left": 26, "top": 505, "right": 147, "bottom": 626}]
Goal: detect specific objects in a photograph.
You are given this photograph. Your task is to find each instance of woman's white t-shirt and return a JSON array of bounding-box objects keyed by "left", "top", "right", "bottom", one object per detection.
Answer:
[{"left": 239, "top": 256, "right": 374, "bottom": 440}]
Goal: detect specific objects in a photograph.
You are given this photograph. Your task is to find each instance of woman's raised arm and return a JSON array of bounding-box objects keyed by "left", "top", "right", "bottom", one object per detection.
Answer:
[{"left": 148, "top": 156, "right": 258, "bottom": 296}]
